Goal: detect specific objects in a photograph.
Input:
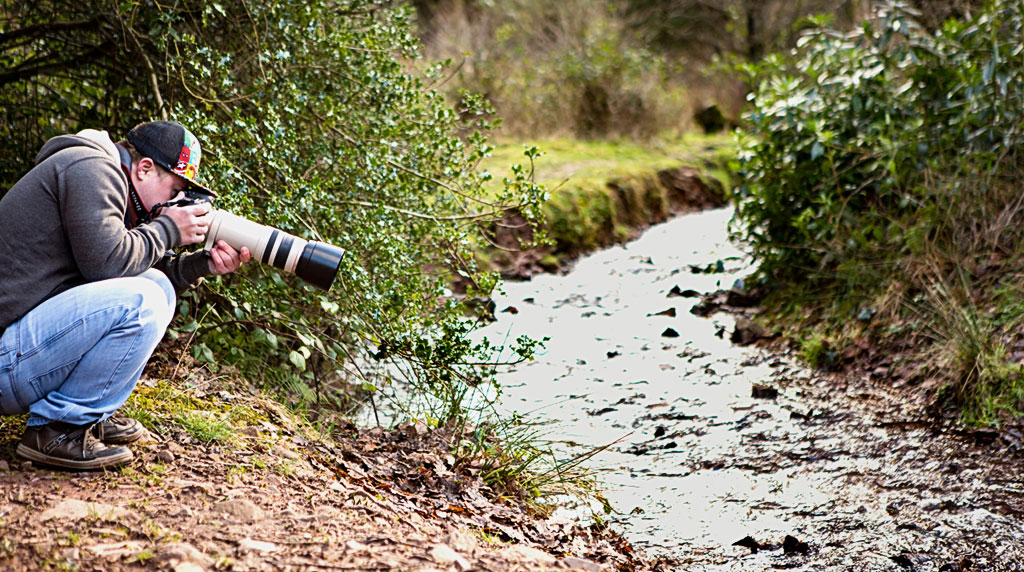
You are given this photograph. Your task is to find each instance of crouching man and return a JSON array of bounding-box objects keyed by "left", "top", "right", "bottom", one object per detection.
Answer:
[{"left": 0, "top": 120, "right": 251, "bottom": 470}]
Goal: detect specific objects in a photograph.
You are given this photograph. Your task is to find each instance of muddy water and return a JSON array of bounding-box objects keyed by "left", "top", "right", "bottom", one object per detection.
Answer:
[{"left": 479, "top": 208, "right": 1024, "bottom": 571}]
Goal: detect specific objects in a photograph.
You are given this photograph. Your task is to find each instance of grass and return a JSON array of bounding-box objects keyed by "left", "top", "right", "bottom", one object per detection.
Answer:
[
  {"left": 122, "top": 379, "right": 263, "bottom": 445},
  {"left": 482, "top": 132, "right": 735, "bottom": 192},
  {"left": 478, "top": 133, "right": 737, "bottom": 270}
]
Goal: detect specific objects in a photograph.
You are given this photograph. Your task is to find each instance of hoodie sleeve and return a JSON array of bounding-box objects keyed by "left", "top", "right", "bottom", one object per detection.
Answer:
[
  {"left": 59, "top": 155, "right": 180, "bottom": 280},
  {"left": 154, "top": 249, "right": 212, "bottom": 294}
]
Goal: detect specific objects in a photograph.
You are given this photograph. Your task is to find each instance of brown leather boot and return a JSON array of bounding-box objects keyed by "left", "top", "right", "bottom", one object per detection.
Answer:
[
  {"left": 94, "top": 415, "right": 146, "bottom": 444},
  {"left": 16, "top": 422, "right": 133, "bottom": 470}
]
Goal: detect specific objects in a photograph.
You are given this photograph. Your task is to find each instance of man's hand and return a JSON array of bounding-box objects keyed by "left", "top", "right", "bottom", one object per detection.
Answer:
[
  {"left": 162, "top": 202, "right": 212, "bottom": 246},
  {"left": 208, "top": 240, "right": 251, "bottom": 276}
]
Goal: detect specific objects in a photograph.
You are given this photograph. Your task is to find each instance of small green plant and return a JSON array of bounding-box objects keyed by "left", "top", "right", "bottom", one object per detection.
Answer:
[
  {"left": 801, "top": 333, "right": 836, "bottom": 370},
  {"left": 175, "top": 411, "right": 234, "bottom": 444},
  {"left": 451, "top": 416, "right": 608, "bottom": 511}
]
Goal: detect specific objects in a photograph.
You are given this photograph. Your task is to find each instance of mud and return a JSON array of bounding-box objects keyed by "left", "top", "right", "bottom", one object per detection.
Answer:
[{"left": 481, "top": 207, "right": 1024, "bottom": 571}]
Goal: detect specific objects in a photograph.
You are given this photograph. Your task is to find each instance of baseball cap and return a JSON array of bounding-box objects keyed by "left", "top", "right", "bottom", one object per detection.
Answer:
[{"left": 126, "top": 120, "right": 216, "bottom": 197}]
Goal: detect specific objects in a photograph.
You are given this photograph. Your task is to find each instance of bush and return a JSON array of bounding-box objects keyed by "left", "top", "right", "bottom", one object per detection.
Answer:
[
  {"left": 734, "top": 0, "right": 1024, "bottom": 422},
  {"left": 735, "top": 1, "right": 1024, "bottom": 286},
  {"left": 0, "top": 0, "right": 546, "bottom": 423}
]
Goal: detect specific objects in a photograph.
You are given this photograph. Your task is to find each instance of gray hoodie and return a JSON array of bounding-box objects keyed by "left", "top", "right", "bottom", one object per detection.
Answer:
[{"left": 0, "top": 130, "right": 210, "bottom": 330}]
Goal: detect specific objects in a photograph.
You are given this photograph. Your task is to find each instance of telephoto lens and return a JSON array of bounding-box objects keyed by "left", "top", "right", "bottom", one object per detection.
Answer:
[{"left": 204, "top": 210, "right": 345, "bottom": 291}]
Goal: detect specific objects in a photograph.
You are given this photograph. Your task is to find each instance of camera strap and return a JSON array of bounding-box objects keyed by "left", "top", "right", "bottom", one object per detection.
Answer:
[{"left": 117, "top": 144, "right": 154, "bottom": 228}]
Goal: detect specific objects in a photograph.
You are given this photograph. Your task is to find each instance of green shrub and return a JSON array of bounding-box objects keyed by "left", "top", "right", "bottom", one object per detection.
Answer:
[
  {"left": 735, "top": 1, "right": 1024, "bottom": 286},
  {"left": 734, "top": 1, "right": 1024, "bottom": 421},
  {"left": 0, "top": 0, "right": 545, "bottom": 423}
]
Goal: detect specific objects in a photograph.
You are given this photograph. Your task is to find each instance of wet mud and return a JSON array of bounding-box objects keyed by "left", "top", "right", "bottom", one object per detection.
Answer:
[{"left": 481, "top": 208, "right": 1024, "bottom": 571}]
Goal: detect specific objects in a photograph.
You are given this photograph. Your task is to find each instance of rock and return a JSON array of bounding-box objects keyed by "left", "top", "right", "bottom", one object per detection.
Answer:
[
  {"left": 158, "top": 450, "right": 176, "bottom": 463},
  {"left": 20, "top": 461, "right": 32, "bottom": 471},
  {"left": 726, "top": 288, "right": 760, "bottom": 308},
  {"left": 0, "top": 460, "right": 8, "bottom": 471},
  {"left": 87, "top": 541, "right": 146, "bottom": 559},
  {"left": 155, "top": 542, "right": 215, "bottom": 569},
  {"left": 502, "top": 545, "right": 557, "bottom": 566},
  {"left": 563, "top": 555, "right": 603, "bottom": 571},
  {"left": 661, "top": 327, "right": 680, "bottom": 338},
  {"left": 782, "top": 535, "right": 809, "bottom": 555},
  {"left": 211, "top": 499, "right": 264, "bottom": 523},
  {"left": 731, "top": 318, "right": 768, "bottom": 345},
  {"left": 647, "top": 307, "right": 677, "bottom": 317},
  {"left": 751, "top": 384, "right": 779, "bottom": 400},
  {"left": 238, "top": 538, "right": 280, "bottom": 553},
  {"left": 429, "top": 544, "right": 471, "bottom": 571},
  {"left": 39, "top": 499, "right": 129, "bottom": 522},
  {"left": 733, "top": 535, "right": 762, "bottom": 554}
]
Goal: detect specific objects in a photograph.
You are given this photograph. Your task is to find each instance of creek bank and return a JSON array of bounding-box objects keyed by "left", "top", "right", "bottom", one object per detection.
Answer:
[
  {"left": 0, "top": 370, "right": 655, "bottom": 572},
  {"left": 485, "top": 164, "right": 726, "bottom": 282}
]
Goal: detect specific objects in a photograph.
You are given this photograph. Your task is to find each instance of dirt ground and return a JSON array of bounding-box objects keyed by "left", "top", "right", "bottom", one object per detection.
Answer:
[{"left": 0, "top": 379, "right": 648, "bottom": 572}]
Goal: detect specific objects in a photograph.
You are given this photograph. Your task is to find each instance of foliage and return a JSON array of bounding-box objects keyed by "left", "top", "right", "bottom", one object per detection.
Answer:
[
  {"left": 735, "top": 0, "right": 1024, "bottom": 421},
  {"left": 0, "top": 0, "right": 546, "bottom": 424},
  {"left": 623, "top": 0, "right": 869, "bottom": 63},
  {"left": 735, "top": 0, "right": 1024, "bottom": 284}
]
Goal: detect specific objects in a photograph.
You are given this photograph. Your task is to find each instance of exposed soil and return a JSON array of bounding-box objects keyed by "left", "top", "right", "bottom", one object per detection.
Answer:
[{"left": 0, "top": 375, "right": 652, "bottom": 572}]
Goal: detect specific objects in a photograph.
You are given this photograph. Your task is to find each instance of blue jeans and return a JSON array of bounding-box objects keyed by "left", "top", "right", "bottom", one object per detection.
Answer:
[{"left": 0, "top": 269, "right": 174, "bottom": 427}]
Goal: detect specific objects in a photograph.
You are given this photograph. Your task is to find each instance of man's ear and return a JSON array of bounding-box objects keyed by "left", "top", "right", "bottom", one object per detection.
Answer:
[{"left": 134, "top": 157, "right": 158, "bottom": 180}]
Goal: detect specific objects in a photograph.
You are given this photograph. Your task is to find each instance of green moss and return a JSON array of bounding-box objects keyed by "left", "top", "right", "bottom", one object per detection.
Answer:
[{"left": 123, "top": 379, "right": 262, "bottom": 442}]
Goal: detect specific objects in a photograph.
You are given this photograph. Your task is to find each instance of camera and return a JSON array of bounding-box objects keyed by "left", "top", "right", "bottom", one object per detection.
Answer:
[{"left": 165, "top": 190, "right": 345, "bottom": 291}]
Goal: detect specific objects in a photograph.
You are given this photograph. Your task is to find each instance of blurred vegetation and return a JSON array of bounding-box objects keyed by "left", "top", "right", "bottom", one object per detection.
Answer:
[
  {"left": 0, "top": 0, "right": 545, "bottom": 425},
  {"left": 411, "top": 0, "right": 871, "bottom": 139},
  {"left": 734, "top": 0, "right": 1024, "bottom": 425}
]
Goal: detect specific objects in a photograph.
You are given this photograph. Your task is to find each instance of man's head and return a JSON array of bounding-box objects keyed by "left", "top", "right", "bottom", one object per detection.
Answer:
[{"left": 123, "top": 121, "right": 214, "bottom": 209}]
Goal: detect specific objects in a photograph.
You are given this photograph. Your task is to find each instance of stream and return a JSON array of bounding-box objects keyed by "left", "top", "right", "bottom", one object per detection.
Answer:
[{"left": 478, "top": 207, "right": 1024, "bottom": 571}]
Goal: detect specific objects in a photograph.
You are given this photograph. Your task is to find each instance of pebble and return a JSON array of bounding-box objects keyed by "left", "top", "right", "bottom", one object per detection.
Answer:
[
  {"left": 0, "top": 460, "right": 9, "bottom": 471},
  {"left": 211, "top": 499, "right": 264, "bottom": 523},
  {"left": 563, "top": 555, "right": 603, "bottom": 571},
  {"left": 430, "top": 544, "right": 471, "bottom": 571},
  {"left": 158, "top": 450, "right": 175, "bottom": 463},
  {"left": 238, "top": 538, "right": 279, "bottom": 553}
]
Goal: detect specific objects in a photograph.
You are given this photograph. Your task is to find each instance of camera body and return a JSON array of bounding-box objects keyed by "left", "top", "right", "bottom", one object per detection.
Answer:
[{"left": 170, "top": 190, "right": 345, "bottom": 291}]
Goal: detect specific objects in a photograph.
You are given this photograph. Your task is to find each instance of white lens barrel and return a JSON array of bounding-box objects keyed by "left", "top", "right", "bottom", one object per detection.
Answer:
[{"left": 204, "top": 209, "right": 343, "bottom": 290}]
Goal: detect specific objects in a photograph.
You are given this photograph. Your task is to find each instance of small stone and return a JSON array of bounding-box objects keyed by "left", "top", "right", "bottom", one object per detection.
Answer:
[
  {"left": 731, "top": 318, "right": 768, "bottom": 345},
  {"left": 173, "top": 563, "right": 205, "bottom": 572},
  {"left": 345, "top": 540, "right": 369, "bottom": 551},
  {"left": 39, "top": 499, "right": 129, "bottom": 522},
  {"left": 503, "top": 544, "right": 556, "bottom": 566},
  {"left": 155, "top": 542, "right": 215, "bottom": 569},
  {"left": 157, "top": 450, "right": 175, "bottom": 463},
  {"left": 238, "top": 538, "right": 279, "bottom": 553},
  {"left": 782, "top": 535, "right": 809, "bottom": 555},
  {"left": 751, "top": 384, "right": 779, "bottom": 399},
  {"left": 430, "top": 544, "right": 471, "bottom": 570},
  {"left": 563, "top": 555, "right": 603, "bottom": 571},
  {"left": 211, "top": 499, "right": 264, "bottom": 523},
  {"left": 661, "top": 327, "right": 680, "bottom": 338},
  {"left": 0, "top": 460, "right": 9, "bottom": 471},
  {"left": 20, "top": 461, "right": 32, "bottom": 471}
]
